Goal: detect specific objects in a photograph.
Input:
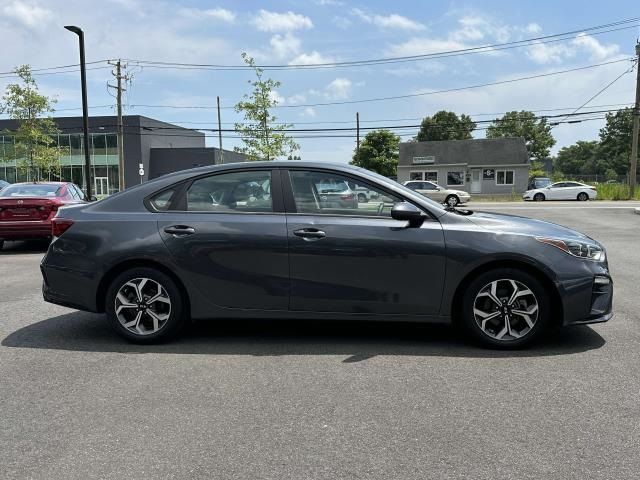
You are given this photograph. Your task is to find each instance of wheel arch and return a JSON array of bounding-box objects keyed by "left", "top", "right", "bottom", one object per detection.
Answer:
[
  {"left": 96, "top": 259, "right": 191, "bottom": 315},
  {"left": 450, "top": 258, "right": 564, "bottom": 326}
]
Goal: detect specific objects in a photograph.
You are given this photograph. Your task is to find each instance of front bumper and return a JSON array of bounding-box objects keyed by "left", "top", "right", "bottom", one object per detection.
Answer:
[{"left": 561, "top": 273, "right": 613, "bottom": 326}]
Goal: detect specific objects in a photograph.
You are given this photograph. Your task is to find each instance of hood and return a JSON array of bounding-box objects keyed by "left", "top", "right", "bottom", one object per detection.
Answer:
[{"left": 465, "top": 210, "right": 593, "bottom": 242}]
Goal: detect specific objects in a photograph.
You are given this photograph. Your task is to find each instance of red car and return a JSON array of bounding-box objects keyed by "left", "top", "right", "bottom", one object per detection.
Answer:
[{"left": 0, "top": 182, "right": 91, "bottom": 250}]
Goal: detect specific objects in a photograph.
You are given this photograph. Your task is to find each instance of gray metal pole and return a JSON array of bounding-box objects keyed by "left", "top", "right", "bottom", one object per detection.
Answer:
[
  {"left": 629, "top": 43, "right": 640, "bottom": 198},
  {"left": 65, "top": 26, "right": 92, "bottom": 199},
  {"left": 217, "top": 96, "right": 223, "bottom": 164},
  {"left": 356, "top": 112, "right": 360, "bottom": 155}
]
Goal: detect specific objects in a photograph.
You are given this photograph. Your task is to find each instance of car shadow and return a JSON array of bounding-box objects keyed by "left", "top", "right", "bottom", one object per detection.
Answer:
[
  {"left": 0, "top": 240, "right": 49, "bottom": 255},
  {"left": 2, "top": 311, "right": 606, "bottom": 361}
]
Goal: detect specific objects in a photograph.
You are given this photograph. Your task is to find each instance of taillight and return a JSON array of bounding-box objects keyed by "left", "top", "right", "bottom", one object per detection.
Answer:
[
  {"left": 341, "top": 194, "right": 355, "bottom": 200},
  {"left": 52, "top": 218, "right": 74, "bottom": 237}
]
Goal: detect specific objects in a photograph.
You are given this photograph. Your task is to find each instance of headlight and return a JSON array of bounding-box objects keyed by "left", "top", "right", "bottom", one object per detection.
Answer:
[{"left": 535, "top": 237, "right": 605, "bottom": 261}]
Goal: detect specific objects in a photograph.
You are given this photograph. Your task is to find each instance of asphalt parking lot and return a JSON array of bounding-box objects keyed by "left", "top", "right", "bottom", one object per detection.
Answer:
[{"left": 1, "top": 201, "right": 639, "bottom": 480}]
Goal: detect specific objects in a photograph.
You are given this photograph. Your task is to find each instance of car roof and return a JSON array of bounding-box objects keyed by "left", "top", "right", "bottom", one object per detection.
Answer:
[{"left": 10, "top": 181, "right": 69, "bottom": 186}]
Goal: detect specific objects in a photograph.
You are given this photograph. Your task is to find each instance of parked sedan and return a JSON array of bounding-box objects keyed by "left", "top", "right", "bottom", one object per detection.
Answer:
[
  {"left": 0, "top": 179, "right": 9, "bottom": 191},
  {"left": 0, "top": 182, "right": 90, "bottom": 250},
  {"left": 41, "top": 162, "right": 612, "bottom": 348},
  {"left": 523, "top": 181, "right": 597, "bottom": 201},
  {"left": 403, "top": 180, "right": 471, "bottom": 207}
]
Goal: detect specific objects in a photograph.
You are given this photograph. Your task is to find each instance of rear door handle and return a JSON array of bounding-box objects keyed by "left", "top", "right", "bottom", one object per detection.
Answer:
[
  {"left": 293, "top": 228, "right": 326, "bottom": 240},
  {"left": 164, "top": 225, "right": 196, "bottom": 236}
]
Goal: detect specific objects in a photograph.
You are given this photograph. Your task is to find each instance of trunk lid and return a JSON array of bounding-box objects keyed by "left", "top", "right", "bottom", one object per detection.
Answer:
[{"left": 0, "top": 198, "right": 59, "bottom": 221}]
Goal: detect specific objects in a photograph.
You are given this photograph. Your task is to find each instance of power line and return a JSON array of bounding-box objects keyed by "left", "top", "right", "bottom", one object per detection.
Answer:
[
  {"left": 121, "top": 58, "right": 635, "bottom": 110},
  {"left": 122, "top": 17, "right": 640, "bottom": 70}
]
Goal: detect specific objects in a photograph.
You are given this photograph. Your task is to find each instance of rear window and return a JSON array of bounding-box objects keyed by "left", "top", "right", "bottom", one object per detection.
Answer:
[{"left": 1, "top": 184, "right": 62, "bottom": 197}]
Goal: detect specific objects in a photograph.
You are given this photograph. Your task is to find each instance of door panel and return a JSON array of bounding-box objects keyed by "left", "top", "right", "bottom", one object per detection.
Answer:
[
  {"left": 287, "top": 216, "right": 446, "bottom": 314},
  {"left": 158, "top": 214, "right": 289, "bottom": 310}
]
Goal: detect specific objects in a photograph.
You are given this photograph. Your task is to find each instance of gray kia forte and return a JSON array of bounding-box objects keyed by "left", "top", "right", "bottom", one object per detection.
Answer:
[{"left": 41, "top": 162, "right": 613, "bottom": 348}]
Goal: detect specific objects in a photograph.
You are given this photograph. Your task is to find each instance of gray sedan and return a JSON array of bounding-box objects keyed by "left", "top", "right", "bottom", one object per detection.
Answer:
[{"left": 41, "top": 162, "right": 612, "bottom": 348}]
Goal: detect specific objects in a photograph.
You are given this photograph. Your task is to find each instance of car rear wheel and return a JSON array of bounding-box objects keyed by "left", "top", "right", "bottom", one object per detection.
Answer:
[
  {"left": 358, "top": 193, "right": 368, "bottom": 203},
  {"left": 577, "top": 192, "right": 589, "bottom": 201},
  {"left": 461, "top": 268, "right": 551, "bottom": 348},
  {"left": 445, "top": 195, "right": 459, "bottom": 207},
  {"left": 105, "top": 267, "right": 186, "bottom": 343},
  {"left": 533, "top": 193, "right": 545, "bottom": 201}
]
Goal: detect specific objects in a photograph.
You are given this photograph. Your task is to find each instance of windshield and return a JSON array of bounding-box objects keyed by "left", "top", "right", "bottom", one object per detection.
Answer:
[{"left": 0, "top": 184, "right": 62, "bottom": 197}]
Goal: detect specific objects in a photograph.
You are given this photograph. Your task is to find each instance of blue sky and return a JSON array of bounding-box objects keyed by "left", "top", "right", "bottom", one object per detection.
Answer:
[{"left": 0, "top": 0, "right": 639, "bottom": 162}]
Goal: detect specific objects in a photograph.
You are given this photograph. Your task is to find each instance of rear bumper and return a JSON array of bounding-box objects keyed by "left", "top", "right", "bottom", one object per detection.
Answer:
[
  {"left": 0, "top": 220, "right": 51, "bottom": 240},
  {"left": 41, "top": 263, "right": 100, "bottom": 313}
]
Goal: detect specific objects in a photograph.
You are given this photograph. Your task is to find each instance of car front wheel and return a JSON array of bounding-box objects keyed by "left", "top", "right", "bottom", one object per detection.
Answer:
[
  {"left": 445, "top": 195, "right": 459, "bottom": 207},
  {"left": 461, "top": 268, "right": 551, "bottom": 348},
  {"left": 105, "top": 267, "right": 186, "bottom": 343},
  {"left": 533, "top": 193, "right": 545, "bottom": 201}
]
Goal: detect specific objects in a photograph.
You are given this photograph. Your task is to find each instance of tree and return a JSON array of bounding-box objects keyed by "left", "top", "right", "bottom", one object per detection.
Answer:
[
  {"left": 554, "top": 141, "right": 600, "bottom": 175},
  {"left": 0, "top": 65, "right": 60, "bottom": 180},
  {"left": 486, "top": 110, "right": 555, "bottom": 161},
  {"left": 598, "top": 108, "right": 635, "bottom": 175},
  {"left": 234, "top": 53, "right": 299, "bottom": 160},
  {"left": 415, "top": 110, "right": 476, "bottom": 142},
  {"left": 351, "top": 129, "right": 399, "bottom": 177},
  {"left": 528, "top": 160, "right": 547, "bottom": 178}
]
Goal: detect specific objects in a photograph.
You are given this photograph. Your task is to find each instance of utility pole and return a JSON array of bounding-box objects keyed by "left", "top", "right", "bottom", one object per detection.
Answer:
[
  {"left": 108, "top": 59, "right": 129, "bottom": 191},
  {"left": 356, "top": 112, "right": 360, "bottom": 155},
  {"left": 217, "top": 96, "right": 223, "bottom": 164},
  {"left": 629, "top": 42, "right": 640, "bottom": 198}
]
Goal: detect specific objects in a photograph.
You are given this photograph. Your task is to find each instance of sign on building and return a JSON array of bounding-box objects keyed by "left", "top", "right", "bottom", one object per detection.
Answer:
[
  {"left": 483, "top": 169, "right": 495, "bottom": 180},
  {"left": 412, "top": 156, "right": 435, "bottom": 165}
]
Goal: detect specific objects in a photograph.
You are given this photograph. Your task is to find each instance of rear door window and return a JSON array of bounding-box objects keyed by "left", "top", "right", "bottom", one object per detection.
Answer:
[{"left": 185, "top": 171, "right": 273, "bottom": 213}]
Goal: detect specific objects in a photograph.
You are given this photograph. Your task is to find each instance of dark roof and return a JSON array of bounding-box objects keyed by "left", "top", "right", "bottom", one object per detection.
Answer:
[{"left": 400, "top": 137, "right": 529, "bottom": 166}]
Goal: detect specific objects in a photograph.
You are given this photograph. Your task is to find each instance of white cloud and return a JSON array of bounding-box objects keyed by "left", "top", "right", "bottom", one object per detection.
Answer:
[
  {"left": 385, "top": 61, "right": 446, "bottom": 77},
  {"left": 325, "top": 78, "right": 352, "bottom": 100},
  {"left": 571, "top": 33, "right": 619, "bottom": 61},
  {"left": 315, "top": 0, "right": 344, "bottom": 5},
  {"left": 287, "top": 93, "right": 307, "bottom": 105},
  {"left": 332, "top": 16, "right": 352, "bottom": 29},
  {"left": 289, "top": 51, "right": 337, "bottom": 65},
  {"left": 526, "top": 22, "right": 542, "bottom": 34},
  {"left": 301, "top": 107, "right": 317, "bottom": 117},
  {"left": 251, "top": 10, "right": 313, "bottom": 32},
  {"left": 269, "top": 90, "right": 285, "bottom": 105},
  {"left": 351, "top": 8, "right": 425, "bottom": 31},
  {"left": 270, "top": 33, "right": 301, "bottom": 59},
  {"left": 450, "top": 16, "right": 510, "bottom": 43},
  {"left": 526, "top": 33, "right": 619, "bottom": 64},
  {"left": 180, "top": 7, "right": 236, "bottom": 23},
  {"left": 1, "top": 0, "right": 53, "bottom": 28}
]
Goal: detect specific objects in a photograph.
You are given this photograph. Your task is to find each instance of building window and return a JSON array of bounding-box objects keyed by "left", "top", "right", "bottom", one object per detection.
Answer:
[
  {"left": 447, "top": 171, "right": 464, "bottom": 186},
  {"left": 409, "top": 171, "right": 423, "bottom": 181},
  {"left": 425, "top": 171, "right": 438, "bottom": 182},
  {"left": 496, "top": 170, "right": 514, "bottom": 185}
]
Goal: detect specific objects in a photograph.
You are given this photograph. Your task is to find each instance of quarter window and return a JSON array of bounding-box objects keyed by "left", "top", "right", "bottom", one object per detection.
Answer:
[
  {"left": 447, "top": 171, "right": 464, "bottom": 186},
  {"left": 186, "top": 171, "right": 272, "bottom": 213},
  {"left": 149, "top": 188, "right": 177, "bottom": 211},
  {"left": 289, "top": 171, "right": 400, "bottom": 217},
  {"left": 496, "top": 170, "right": 515, "bottom": 185}
]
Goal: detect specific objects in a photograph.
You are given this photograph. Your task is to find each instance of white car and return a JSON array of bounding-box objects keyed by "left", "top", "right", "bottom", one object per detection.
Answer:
[
  {"left": 523, "top": 181, "right": 597, "bottom": 201},
  {"left": 403, "top": 180, "right": 471, "bottom": 207}
]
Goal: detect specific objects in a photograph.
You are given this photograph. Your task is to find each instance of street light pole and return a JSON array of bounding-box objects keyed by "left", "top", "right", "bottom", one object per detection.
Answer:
[{"left": 65, "top": 25, "right": 92, "bottom": 199}]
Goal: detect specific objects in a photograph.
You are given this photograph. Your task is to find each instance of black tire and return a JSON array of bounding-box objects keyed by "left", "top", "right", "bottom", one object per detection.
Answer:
[
  {"left": 105, "top": 267, "right": 186, "bottom": 343},
  {"left": 460, "top": 268, "right": 551, "bottom": 349},
  {"left": 445, "top": 195, "right": 459, "bottom": 207},
  {"left": 358, "top": 193, "right": 367, "bottom": 203},
  {"left": 533, "top": 193, "right": 545, "bottom": 201},
  {"left": 0, "top": 240, "right": 4, "bottom": 251},
  {"left": 577, "top": 192, "right": 588, "bottom": 201}
]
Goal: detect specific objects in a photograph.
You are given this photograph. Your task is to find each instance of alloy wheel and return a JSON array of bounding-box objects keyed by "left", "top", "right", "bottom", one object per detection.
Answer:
[
  {"left": 473, "top": 279, "right": 539, "bottom": 341},
  {"left": 446, "top": 196, "right": 459, "bottom": 207},
  {"left": 114, "top": 277, "right": 172, "bottom": 335}
]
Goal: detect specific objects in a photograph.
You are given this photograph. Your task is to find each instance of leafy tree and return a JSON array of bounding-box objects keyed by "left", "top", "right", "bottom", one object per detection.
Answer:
[
  {"left": 598, "top": 108, "right": 635, "bottom": 175},
  {"left": 234, "top": 53, "right": 299, "bottom": 160},
  {"left": 486, "top": 110, "right": 555, "bottom": 161},
  {"left": 287, "top": 155, "right": 301, "bottom": 160},
  {"left": 351, "top": 129, "right": 399, "bottom": 177},
  {"left": 554, "top": 141, "right": 600, "bottom": 175},
  {"left": 0, "top": 65, "right": 60, "bottom": 180},
  {"left": 528, "top": 160, "right": 547, "bottom": 178},
  {"left": 605, "top": 168, "right": 618, "bottom": 182},
  {"left": 415, "top": 110, "right": 476, "bottom": 142}
]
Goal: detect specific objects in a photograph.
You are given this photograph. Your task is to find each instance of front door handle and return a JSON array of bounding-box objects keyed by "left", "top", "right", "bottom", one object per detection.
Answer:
[
  {"left": 164, "top": 225, "right": 196, "bottom": 236},
  {"left": 293, "top": 228, "right": 326, "bottom": 240}
]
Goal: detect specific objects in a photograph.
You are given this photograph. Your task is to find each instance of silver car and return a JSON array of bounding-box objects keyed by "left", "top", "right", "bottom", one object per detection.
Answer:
[{"left": 403, "top": 180, "right": 471, "bottom": 207}]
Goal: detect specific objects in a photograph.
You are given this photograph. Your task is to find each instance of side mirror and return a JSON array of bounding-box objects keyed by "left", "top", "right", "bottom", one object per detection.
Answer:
[{"left": 391, "top": 202, "right": 425, "bottom": 227}]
